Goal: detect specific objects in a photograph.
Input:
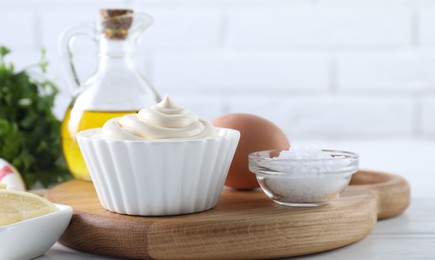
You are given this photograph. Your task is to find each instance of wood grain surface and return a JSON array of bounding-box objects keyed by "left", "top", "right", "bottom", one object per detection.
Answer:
[{"left": 45, "top": 170, "right": 410, "bottom": 259}]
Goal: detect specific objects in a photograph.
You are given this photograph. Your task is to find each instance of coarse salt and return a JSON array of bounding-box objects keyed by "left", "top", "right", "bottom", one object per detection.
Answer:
[{"left": 266, "top": 144, "right": 351, "bottom": 176}]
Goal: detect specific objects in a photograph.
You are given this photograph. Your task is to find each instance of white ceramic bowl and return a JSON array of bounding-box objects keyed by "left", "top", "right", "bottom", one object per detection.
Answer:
[
  {"left": 77, "top": 128, "right": 240, "bottom": 216},
  {"left": 0, "top": 204, "right": 72, "bottom": 260}
]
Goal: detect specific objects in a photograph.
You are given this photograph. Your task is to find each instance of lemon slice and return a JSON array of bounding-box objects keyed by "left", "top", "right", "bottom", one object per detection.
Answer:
[{"left": 0, "top": 189, "right": 57, "bottom": 226}]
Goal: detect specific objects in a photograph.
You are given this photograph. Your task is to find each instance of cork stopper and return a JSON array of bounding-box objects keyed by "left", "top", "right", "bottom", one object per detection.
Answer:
[{"left": 100, "top": 9, "right": 134, "bottom": 40}]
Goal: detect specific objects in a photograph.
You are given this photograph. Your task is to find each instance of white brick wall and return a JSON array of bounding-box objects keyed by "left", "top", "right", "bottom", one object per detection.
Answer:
[
  {"left": 151, "top": 51, "right": 331, "bottom": 93},
  {"left": 135, "top": 7, "right": 223, "bottom": 48},
  {"left": 421, "top": 96, "right": 435, "bottom": 136},
  {"left": 1, "top": 0, "right": 434, "bottom": 141},
  {"left": 418, "top": 8, "right": 435, "bottom": 46},
  {"left": 337, "top": 50, "right": 435, "bottom": 93},
  {"left": 226, "top": 7, "right": 412, "bottom": 48},
  {"left": 0, "top": 11, "right": 35, "bottom": 49},
  {"left": 227, "top": 95, "right": 415, "bottom": 139}
]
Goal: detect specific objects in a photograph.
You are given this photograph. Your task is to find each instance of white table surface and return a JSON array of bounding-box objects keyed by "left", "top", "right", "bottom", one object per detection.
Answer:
[{"left": 37, "top": 138, "right": 435, "bottom": 260}]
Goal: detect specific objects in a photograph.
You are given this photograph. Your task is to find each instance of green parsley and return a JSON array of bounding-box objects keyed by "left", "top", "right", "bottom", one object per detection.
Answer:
[{"left": 0, "top": 46, "right": 72, "bottom": 188}]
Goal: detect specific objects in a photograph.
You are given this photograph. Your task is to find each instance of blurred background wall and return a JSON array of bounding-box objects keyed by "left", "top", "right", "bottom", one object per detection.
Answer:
[{"left": 1, "top": 0, "right": 435, "bottom": 143}]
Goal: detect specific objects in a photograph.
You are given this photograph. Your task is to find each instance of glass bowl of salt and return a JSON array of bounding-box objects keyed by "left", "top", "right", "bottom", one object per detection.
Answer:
[{"left": 248, "top": 145, "right": 359, "bottom": 207}]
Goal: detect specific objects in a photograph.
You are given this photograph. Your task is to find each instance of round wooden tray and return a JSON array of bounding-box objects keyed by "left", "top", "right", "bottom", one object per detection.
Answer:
[{"left": 46, "top": 170, "right": 410, "bottom": 259}]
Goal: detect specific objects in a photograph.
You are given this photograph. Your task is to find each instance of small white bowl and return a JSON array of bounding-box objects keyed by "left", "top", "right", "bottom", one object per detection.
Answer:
[
  {"left": 249, "top": 150, "right": 359, "bottom": 207},
  {"left": 0, "top": 204, "right": 72, "bottom": 260},
  {"left": 77, "top": 128, "right": 240, "bottom": 216}
]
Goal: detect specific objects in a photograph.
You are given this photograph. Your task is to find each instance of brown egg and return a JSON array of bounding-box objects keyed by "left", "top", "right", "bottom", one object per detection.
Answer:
[{"left": 212, "top": 113, "right": 290, "bottom": 190}]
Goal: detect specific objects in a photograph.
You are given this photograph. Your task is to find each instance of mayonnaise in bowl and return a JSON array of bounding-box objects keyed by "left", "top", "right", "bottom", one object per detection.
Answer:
[{"left": 102, "top": 95, "right": 216, "bottom": 141}]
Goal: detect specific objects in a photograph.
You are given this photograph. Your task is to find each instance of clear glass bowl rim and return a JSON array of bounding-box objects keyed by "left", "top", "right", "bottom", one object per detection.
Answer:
[
  {"left": 248, "top": 149, "right": 359, "bottom": 178},
  {"left": 249, "top": 149, "right": 359, "bottom": 162}
]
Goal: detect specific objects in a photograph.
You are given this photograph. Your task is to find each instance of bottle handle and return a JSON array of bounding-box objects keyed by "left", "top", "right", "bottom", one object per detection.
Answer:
[{"left": 58, "top": 22, "right": 98, "bottom": 96}]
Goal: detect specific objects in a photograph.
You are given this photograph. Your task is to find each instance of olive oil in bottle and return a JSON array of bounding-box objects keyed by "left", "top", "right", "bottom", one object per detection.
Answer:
[{"left": 58, "top": 9, "right": 161, "bottom": 180}]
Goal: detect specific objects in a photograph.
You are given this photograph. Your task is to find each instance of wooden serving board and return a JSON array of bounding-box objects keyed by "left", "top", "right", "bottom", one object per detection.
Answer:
[{"left": 46, "top": 170, "right": 410, "bottom": 259}]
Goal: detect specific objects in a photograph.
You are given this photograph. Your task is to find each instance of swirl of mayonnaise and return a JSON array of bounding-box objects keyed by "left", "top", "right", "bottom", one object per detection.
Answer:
[{"left": 102, "top": 95, "right": 217, "bottom": 140}]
